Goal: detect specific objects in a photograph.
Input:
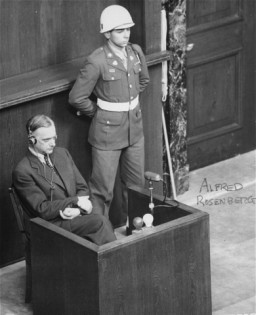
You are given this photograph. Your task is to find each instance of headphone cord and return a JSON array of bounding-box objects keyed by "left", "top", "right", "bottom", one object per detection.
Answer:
[
  {"left": 154, "top": 179, "right": 179, "bottom": 209},
  {"left": 42, "top": 163, "right": 55, "bottom": 202}
]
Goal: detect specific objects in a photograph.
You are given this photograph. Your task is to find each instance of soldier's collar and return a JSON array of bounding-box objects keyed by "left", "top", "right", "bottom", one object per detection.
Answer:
[{"left": 107, "top": 41, "right": 127, "bottom": 58}]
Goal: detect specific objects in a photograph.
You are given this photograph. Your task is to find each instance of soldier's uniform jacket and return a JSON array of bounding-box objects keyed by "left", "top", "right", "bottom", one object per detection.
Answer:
[{"left": 69, "top": 43, "right": 150, "bottom": 150}]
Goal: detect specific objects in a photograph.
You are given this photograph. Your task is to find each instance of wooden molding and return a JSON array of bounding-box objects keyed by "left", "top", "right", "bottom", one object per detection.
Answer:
[{"left": 0, "top": 51, "right": 170, "bottom": 110}]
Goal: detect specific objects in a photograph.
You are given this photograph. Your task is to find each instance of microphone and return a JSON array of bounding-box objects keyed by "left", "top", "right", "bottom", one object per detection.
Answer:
[{"left": 144, "top": 171, "right": 162, "bottom": 182}]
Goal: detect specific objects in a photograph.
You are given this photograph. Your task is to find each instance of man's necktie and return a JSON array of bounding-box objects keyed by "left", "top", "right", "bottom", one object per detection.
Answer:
[
  {"left": 44, "top": 154, "right": 54, "bottom": 169},
  {"left": 44, "top": 154, "right": 64, "bottom": 188}
]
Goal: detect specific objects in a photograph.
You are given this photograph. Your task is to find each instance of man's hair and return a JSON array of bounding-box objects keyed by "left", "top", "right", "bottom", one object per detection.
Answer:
[{"left": 26, "top": 115, "right": 54, "bottom": 135}]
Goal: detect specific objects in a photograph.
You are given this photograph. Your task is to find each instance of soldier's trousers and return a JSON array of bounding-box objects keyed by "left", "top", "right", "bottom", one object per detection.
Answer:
[{"left": 89, "top": 137, "right": 145, "bottom": 223}]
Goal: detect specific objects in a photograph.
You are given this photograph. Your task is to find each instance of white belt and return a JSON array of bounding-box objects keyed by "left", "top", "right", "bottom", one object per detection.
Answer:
[{"left": 97, "top": 96, "right": 139, "bottom": 112}]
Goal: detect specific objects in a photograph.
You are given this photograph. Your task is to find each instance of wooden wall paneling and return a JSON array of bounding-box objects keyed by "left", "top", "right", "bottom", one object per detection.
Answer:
[
  {"left": 61, "top": 0, "right": 84, "bottom": 61},
  {"left": 19, "top": 1, "right": 38, "bottom": 73},
  {"left": 0, "top": 0, "right": 21, "bottom": 78},
  {"left": 187, "top": 21, "right": 243, "bottom": 67},
  {"left": 187, "top": 130, "right": 243, "bottom": 170},
  {"left": 0, "top": 58, "right": 84, "bottom": 109},
  {"left": 98, "top": 219, "right": 211, "bottom": 315},
  {"left": 39, "top": 0, "right": 60, "bottom": 67},
  {"left": 187, "top": 0, "right": 255, "bottom": 169},
  {"left": 240, "top": 0, "right": 256, "bottom": 152},
  {"left": 0, "top": 0, "right": 118, "bottom": 80},
  {"left": 31, "top": 221, "right": 100, "bottom": 315},
  {"left": 143, "top": 0, "right": 161, "bottom": 54},
  {"left": 60, "top": 0, "right": 102, "bottom": 61},
  {"left": 187, "top": 0, "right": 241, "bottom": 28},
  {"left": 188, "top": 53, "right": 241, "bottom": 142}
]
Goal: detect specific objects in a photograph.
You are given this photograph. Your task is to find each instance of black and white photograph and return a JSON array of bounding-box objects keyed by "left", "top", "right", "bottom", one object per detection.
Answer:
[{"left": 0, "top": 1, "right": 255, "bottom": 314}]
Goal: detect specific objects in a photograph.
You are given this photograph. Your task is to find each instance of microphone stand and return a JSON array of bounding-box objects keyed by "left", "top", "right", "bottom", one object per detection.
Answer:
[{"left": 148, "top": 180, "right": 155, "bottom": 214}]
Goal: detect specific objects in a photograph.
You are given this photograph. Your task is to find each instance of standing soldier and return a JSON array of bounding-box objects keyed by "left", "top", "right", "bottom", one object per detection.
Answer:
[{"left": 69, "top": 5, "right": 150, "bottom": 224}]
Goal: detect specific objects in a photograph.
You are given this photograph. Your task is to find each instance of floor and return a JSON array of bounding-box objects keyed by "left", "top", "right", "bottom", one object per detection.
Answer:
[
  {"left": 0, "top": 150, "right": 255, "bottom": 315},
  {"left": 178, "top": 150, "right": 256, "bottom": 315}
]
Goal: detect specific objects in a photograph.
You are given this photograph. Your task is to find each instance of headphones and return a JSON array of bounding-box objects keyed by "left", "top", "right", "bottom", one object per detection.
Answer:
[
  {"left": 28, "top": 134, "right": 37, "bottom": 145},
  {"left": 27, "top": 124, "right": 37, "bottom": 145}
]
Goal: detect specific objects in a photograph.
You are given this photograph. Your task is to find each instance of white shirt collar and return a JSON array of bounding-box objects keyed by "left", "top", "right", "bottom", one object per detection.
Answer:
[
  {"left": 108, "top": 41, "right": 127, "bottom": 57},
  {"left": 28, "top": 147, "right": 51, "bottom": 165}
]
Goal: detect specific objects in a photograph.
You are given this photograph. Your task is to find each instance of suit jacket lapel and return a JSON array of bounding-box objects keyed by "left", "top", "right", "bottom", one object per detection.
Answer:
[
  {"left": 27, "top": 150, "right": 44, "bottom": 177},
  {"left": 27, "top": 150, "right": 68, "bottom": 193}
]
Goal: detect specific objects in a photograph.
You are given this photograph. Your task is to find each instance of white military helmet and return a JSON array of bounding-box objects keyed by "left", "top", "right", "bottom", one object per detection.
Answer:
[{"left": 100, "top": 5, "right": 135, "bottom": 33}]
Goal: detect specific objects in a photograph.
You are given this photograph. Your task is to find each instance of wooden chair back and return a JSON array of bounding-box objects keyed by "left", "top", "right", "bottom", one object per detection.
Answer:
[
  {"left": 9, "top": 186, "right": 32, "bottom": 303},
  {"left": 9, "top": 187, "right": 30, "bottom": 241}
]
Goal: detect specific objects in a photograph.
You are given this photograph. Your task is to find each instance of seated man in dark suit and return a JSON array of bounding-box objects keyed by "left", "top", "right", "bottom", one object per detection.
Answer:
[{"left": 12, "top": 114, "right": 116, "bottom": 245}]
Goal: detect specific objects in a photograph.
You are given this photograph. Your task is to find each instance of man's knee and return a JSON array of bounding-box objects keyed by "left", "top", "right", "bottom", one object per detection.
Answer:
[
  {"left": 88, "top": 214, "right": 116, "bottom": 243},
  {"left": 91, "top": 213, "right": 111, "bottom": 228}
]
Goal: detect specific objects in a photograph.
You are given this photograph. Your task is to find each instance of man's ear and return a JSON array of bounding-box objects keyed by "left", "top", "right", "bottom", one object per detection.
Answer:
[{"left": 104, "top": 32, "right": 111, "bottom": 40}]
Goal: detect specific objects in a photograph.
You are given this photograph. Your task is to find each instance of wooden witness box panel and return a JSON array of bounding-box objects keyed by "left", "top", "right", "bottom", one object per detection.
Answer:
[{"left": 30, "top": 186, "right": 212, "bottom": 315}]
